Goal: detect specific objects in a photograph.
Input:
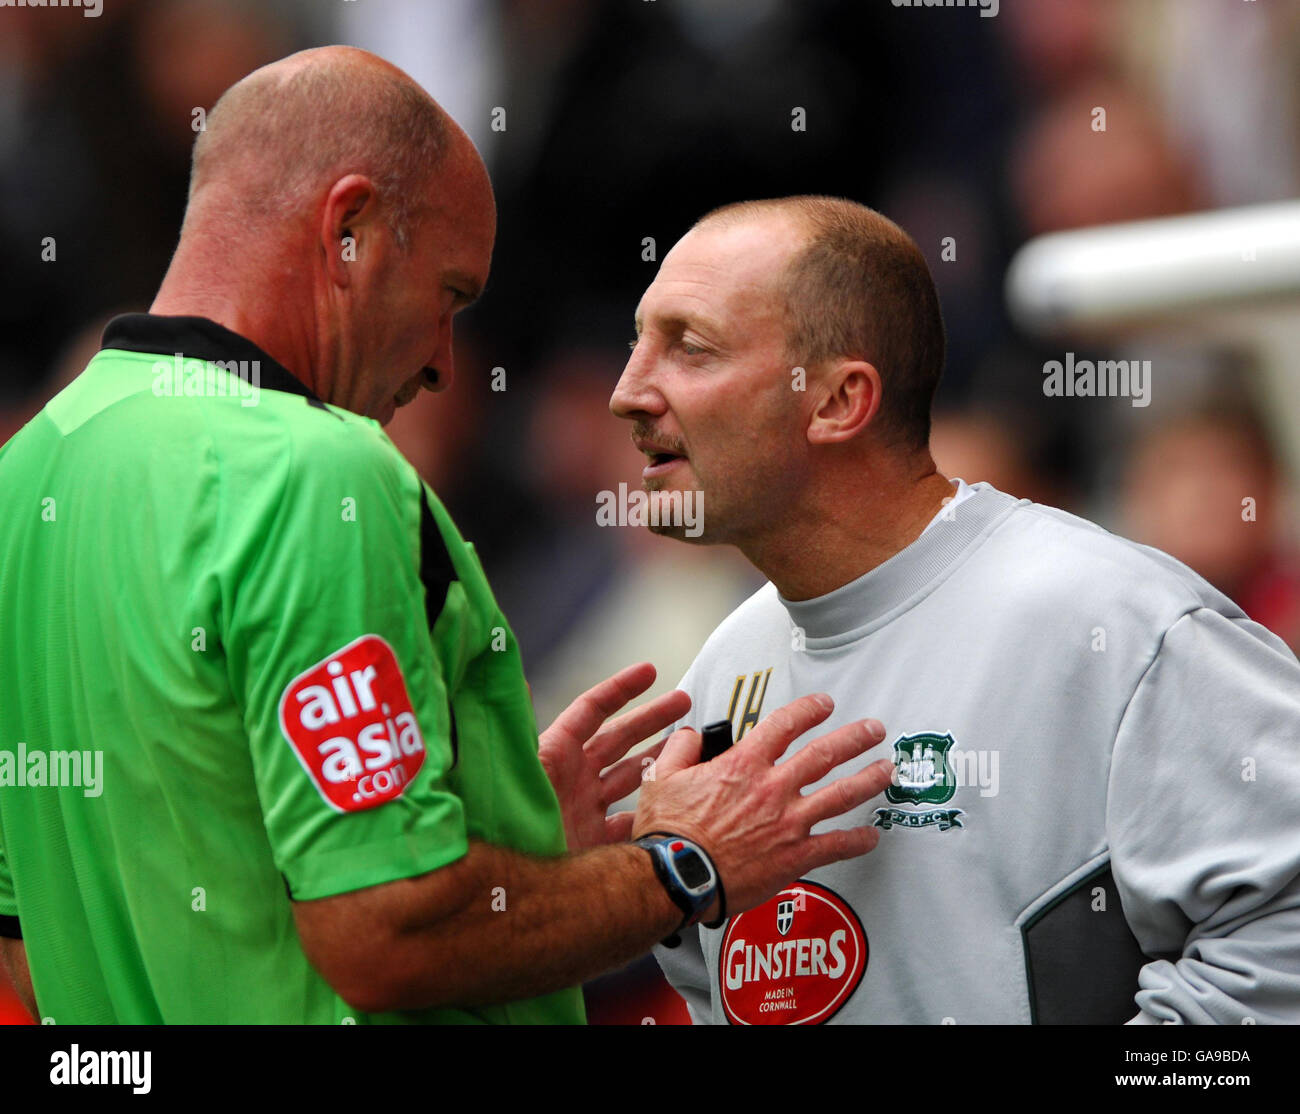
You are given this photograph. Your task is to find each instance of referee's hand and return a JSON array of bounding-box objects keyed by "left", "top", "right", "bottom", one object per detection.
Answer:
[
  {"left": 632, "top": 693, "right": 893, "bottom": 923},
  {"left": 539, "top": 662, "right": 690, "bottom": 853}
]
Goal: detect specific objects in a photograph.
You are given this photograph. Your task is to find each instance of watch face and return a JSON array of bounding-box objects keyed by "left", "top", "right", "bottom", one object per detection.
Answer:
[{"left": 676, "top": 848, "right": 711, "bottom": 890}]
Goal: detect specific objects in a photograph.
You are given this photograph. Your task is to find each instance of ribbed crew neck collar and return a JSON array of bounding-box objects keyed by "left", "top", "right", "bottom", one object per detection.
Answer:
[{"left": 778, "top": 483, "right": 1022, "bottom": 644}]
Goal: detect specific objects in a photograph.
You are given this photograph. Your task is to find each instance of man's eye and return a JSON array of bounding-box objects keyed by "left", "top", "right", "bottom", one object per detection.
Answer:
[
  {"left": 627, "top": 338, "right": 639, "bottom": 351},
  {"left": 681, "top": 342, "right": 704, "bottom": 356}
]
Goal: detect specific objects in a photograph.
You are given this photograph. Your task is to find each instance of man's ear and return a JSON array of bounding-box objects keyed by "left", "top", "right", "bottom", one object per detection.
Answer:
[
  {"left": 807, "top": 360, "right": 882, "bottom": 445},
  {"left": 320, "top": 174, "right": 377, "bottom": 288}
]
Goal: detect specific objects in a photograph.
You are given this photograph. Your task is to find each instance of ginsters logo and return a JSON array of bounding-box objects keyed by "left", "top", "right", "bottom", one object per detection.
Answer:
[
  {"left": 278, "top": 635, "right": 426, "bottom": 812},
  {"left": 719, "top": 881, "right": 867, "bottom": 1025}
]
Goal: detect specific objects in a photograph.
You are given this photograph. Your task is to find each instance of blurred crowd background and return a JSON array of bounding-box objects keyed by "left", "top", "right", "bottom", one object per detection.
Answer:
[{"left": 2, "top": 0, "right": 1300, "bottom": 1025}]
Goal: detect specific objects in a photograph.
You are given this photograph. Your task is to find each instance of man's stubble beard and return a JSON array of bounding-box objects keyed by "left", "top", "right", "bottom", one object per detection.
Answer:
[
  {"left": 644, "top": 479, "right": 710, "bottom": 545},
  {"left": 645, "top": 452, "right": 797, "bottom": 548}
]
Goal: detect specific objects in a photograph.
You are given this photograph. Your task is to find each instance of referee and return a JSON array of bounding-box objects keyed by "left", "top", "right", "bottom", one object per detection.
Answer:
[{"left": 0, "top": 49, "right": 895, "bottom": 1023}]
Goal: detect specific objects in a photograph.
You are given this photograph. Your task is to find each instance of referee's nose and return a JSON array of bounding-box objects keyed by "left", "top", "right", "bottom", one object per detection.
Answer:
[{"left": 426, "top": 318, "right": 455, "bottom": 392}]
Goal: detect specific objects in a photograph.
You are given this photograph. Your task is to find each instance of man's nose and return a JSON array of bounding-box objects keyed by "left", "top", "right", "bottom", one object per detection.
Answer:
[{"left": 610, "top": 346, "right": 661, "bottom": 420}]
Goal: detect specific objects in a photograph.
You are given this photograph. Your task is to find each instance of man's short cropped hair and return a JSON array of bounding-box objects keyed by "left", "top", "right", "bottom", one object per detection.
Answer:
[{"left": 697, "top": 196, "right": 946, "bottom": 450}]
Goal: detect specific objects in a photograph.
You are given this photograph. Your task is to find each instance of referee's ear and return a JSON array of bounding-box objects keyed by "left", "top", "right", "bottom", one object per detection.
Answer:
[{"left": 320, "top": 173, "right": 379, "bottom": 287}]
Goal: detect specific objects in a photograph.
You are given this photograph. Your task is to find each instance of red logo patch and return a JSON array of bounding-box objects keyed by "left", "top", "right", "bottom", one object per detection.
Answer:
[
  {"left": 718, "top": 880, "right": 867, "bottom": 1025},
  {"left": 278, "top": 634, "right": 427, "bottom": 812}
]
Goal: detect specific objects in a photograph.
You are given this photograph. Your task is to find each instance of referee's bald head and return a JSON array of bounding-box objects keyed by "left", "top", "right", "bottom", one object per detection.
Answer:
[
  {"left": 156, "top": 46, "right": 495, "bottom": 424},
  {"left": 187, "top": 46, "right": 456, "bottom": 249}
]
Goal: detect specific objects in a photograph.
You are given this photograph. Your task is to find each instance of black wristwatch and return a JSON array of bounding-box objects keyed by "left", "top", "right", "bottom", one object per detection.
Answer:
[{"left": 635, "top": 832, "right": 726, "bottom": 948}]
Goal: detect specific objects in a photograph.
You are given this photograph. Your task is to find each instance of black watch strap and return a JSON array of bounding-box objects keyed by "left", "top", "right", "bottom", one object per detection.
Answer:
[
  {"left": 641, "top": 838, "right": 697, "bottom": 931},
  {"left": 636, "top": 832, "right": 724, "bottom": 948}
]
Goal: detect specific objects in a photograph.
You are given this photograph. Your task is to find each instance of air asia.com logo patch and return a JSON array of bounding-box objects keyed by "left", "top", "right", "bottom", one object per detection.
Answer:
[
  {"left": 718, "top": 881, "right": 867, "bottom": 1025},
  {"left": 278, "top": 635, "right": 426, "bottom": 812}
]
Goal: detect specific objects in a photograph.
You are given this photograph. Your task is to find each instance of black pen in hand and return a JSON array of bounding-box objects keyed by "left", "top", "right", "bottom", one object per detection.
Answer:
[{"left": 700, "top": 719, "right": 733, "bottom": 762}]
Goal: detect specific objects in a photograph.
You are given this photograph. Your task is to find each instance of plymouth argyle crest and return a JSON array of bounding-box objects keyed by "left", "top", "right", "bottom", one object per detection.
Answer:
[{"left": 875, "top": 732, "right": 965, "bottom": 831}]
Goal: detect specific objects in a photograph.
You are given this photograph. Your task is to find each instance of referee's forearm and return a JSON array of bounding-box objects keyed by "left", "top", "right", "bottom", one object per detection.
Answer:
[
  {"left": 411, "top": 841, "right": 682, "bottom": 1010},
  {"left": 302, "top": 840, "right": 682, "bottom": 1013}
]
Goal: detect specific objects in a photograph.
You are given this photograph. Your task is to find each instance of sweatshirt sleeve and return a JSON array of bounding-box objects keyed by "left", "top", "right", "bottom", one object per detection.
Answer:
[
  {"left": 653, "top": 928, "right": 713, "bottom": 1024},
  {"left": 1107, "top": 607, "right": 1300, "bottom": 1023}
]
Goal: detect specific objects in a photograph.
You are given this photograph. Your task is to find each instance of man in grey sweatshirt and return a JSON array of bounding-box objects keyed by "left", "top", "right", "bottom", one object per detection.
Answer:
[{"left": 610, "top": 196, "right": 1300, "bottom": 1025}]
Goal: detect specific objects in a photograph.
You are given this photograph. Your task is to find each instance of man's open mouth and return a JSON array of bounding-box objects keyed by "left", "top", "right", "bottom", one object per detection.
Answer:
[
  {"left": 643, "top": 451, "right": 687, "bottom": 478},
  {"left": 633, "top": 433, "right": 689, "bottom": 478}
]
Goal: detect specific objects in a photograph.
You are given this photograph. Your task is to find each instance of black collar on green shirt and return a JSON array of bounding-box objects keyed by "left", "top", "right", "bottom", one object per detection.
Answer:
[{"left": 100, "top": 313, "right": 327, "bottom": 407}]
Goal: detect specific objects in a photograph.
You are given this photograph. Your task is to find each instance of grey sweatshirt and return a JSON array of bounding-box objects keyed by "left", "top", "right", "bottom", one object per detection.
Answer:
[{"left": 654, "top": 482, "right": 1300, "bottom": 1024}]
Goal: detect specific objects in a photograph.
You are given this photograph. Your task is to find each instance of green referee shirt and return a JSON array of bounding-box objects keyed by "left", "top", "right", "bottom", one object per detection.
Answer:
[{"left": 0, "top": 314, "right": 585, "bottom": 1024}]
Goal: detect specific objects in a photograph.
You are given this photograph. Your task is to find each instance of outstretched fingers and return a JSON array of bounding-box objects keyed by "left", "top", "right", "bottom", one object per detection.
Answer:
[
  {"left": 798, "top": 824, "right": 882, "bottom": 874},
  {"left": 599, "top": 736, "right": 668, "bottom": 805},
  {"left": 548, "top": 662, "right": 659, "bottom": 751},
  {"left": 779, "top": 718, "right": 886, "bottom": 790},
  {"left": 651, "top": 725, "right": 703, "bottom": 781},
  {"left": 796, "top": 758, "right": 896, "bottom": 831},
  {"left": 587, "top": 687, "right": 690, "bottom": 771},
  {"left": 742, "top": 693, "right": 836, "bottom": 765}
]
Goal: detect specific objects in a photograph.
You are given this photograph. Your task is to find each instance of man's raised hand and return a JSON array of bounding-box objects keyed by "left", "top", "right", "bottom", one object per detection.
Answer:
[
  {"left": 539, "top": 662, "right": 690, "bottom": 852},
  {"left": 633, "top": 693, "right": 894, "bottom": 921}
]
